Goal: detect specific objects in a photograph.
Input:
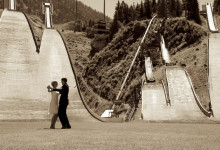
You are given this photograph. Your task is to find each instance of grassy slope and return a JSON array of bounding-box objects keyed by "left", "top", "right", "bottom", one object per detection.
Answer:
[
  {"left": 85, "top": 18, "right": 209, "bottom": 109},
  {"left": 26, "top": 14, "right": 45, "bottom": 49},
  {"left": 1, "top": 122, "right": 220, "bottom": 150}
]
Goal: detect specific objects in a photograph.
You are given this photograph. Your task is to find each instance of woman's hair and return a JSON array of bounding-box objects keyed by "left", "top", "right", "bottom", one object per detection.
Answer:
[{"left": 51, "top": 81, "right": 58, "bottom": 87}]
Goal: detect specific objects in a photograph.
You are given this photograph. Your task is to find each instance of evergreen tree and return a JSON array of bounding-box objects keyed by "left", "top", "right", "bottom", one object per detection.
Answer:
[
  {"left": 186, "top": 0, "right": 201, "bottom": 24},
  {"left": 129, "top": 5, "right": 137, "bottom": 22},
  {"left": 140, "top": 1, "right": 145, "bottom": 19},
  {"left": 157, "top": 0, "right": 168, "bottom": 18},
  {"left": 176, "top": 0, "right": 183, "bottom": 17},
  {"left": 144, "top": 0, "right": 152, "bottom": 19},
  {"left": 110, "top": 10, "right": 120, "bottom": 40},
  {"left": 214, "top": 0, "right": 220, "bottom": 13},
  {"left": 152, "top": 0, "right": 157, "bottom": 13},
  {"left": 123, "top": 3, "right": 130, "bottom": 24},
  {"left": 135, "top": 3, "right": 141, "bottom": 20},
  {"left": 169, "top": 0, "right": 176, "bottom": 17}
]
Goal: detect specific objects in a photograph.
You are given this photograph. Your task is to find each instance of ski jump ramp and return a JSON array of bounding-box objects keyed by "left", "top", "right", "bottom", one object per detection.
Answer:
[
  {"left": 206, "top": 3, "right": 218, "bottom": 32},
  {"left": 39, "top": 29, "right": 96, "bottom": 121},
  {"left": 0, "top": 10, "right": 41, "bottom": 120},
  {"left": 0, "top": 9, "right": 99, "bottom": 121},
  {"left": 141, "top": 83, "right": 176, "bottom": 121},
  {"left": 209, "top": 33, "right": 220, "bottom": 120},
  {"left": 166, "top": 66, "right": 207, "bottom": 121}
]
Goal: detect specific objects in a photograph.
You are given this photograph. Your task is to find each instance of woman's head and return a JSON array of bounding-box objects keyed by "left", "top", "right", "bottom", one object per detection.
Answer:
[{"left": 51, "top": 81, "right": 58, "bottom": 88}]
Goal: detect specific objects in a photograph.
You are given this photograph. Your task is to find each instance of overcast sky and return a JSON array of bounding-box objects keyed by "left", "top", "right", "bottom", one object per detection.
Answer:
[{"left": 79, "top": 0, "right": 214, "bottom": 18}]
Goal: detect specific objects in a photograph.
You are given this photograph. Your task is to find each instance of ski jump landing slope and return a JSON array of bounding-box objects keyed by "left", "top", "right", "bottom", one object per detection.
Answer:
[
  {"left": 0, "top": 9, "right": 97, "bottom": 121},
  {"left": 166, "top": 66, "right": 207, "bottom": 121},
  {"left": 39, "top": 29, "right": 96, "bottom": 122},
  {"left": 0, "top": 10, "right": 42, "bottom": 120},
  {"left": 141, "top": 83, "right": 176, "bottom": 121},
  {"left": 209, "top": 33, "right": 220, "bottom": 120},
  {"left": 206, "top": 3, "right": 218, "bottom": 32}
]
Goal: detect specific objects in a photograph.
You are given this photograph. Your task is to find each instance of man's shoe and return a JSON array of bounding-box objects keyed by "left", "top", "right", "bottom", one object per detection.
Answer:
[
  {"left": 61, "top": 126, "right": 67, "bottom": 129},
  {"left": 66, "top": 126, "right": 71, "bottom": 129}
]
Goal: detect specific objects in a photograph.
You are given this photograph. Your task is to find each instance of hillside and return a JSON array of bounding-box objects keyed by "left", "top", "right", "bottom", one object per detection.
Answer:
[
  {"left": 16, "top": 0, "right": 110, "bottom": 24},
  {"left": 25, "top": 8, "right": 212, "bottom": 114},
  {"left": 84, "top": 17, "right": 210, "bottom": 108}
]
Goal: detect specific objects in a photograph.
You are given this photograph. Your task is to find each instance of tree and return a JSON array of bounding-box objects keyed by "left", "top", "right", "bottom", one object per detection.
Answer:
[
  {"left": 144, "top": 0, "right": 152, "bottom": 19},
  {"left": 110, "top": 10, "right": 120, "bottom": 40},
  {"left": 176, "top": 0, "right": 183, "bottom": 17},
  {"left": 135, "top": 3, "right": 141, "bottom": 20},
  {"left": 152, "top": 0, "right": 157, "bottom": 13},
  {"left": 157, "top": 0, "right": 168, "bottom": 18},
  {"left": 140, "top": 1, "right": 145, "bottom": 19},
  {"left": 129, "top": 5, "right": 137, "bottom": 22},
  {"left": 214, "top": 0, "right": 220, "bottom": 13},
  {"left": 169, "top": 0, "right": 176, "bottom": 17},
  {"left": 186, "top": 0, "right": 201, "bottom": 24}
]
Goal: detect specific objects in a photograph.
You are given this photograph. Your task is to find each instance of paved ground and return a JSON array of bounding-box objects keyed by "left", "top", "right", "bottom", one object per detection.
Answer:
[{"left": 0, "top": 121, "right": 220, "bottom": 150}]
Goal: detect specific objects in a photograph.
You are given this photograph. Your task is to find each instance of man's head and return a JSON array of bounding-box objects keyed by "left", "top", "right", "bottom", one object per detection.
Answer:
[{"left": 61, "top": 78, "right": 67, "bottom": 85}]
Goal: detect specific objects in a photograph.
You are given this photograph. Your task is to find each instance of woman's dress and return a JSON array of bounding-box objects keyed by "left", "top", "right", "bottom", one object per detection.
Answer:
[{"left": 49, "top": 91, "right": 59, "bottom": 114}]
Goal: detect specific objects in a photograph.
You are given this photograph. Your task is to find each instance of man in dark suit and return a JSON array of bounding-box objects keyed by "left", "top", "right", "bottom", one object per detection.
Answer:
[{"left": 53, "top": 78, "right": 71, "bottom": 129}]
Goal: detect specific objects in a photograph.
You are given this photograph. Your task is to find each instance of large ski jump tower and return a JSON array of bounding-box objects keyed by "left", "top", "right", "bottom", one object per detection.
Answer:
[
  {"left": 42, "top": 2, "right": 53, "bottom": 29},
  {"left": 4, "top": 0, "right": 16, "bottom": 10}
]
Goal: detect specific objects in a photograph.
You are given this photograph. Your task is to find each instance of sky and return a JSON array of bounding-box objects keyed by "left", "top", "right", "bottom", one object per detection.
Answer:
[{"left": 78, "top": 0, "right": 214, "bottom": 19}]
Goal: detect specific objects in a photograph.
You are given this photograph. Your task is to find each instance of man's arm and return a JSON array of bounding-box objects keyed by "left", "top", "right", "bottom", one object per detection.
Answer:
[{"left": 52, "top": 88, "right": 62, "bottom": 93}]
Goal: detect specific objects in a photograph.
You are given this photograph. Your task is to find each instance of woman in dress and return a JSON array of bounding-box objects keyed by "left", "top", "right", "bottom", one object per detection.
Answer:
[{"left": 47, "top": 81, "right": 60, "bottom": 129}]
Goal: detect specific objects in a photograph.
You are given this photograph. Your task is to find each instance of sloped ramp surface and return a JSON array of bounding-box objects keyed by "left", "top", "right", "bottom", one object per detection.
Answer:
[
  {"left": 141, "top": 84, "right": 175, "bottom": 121},
  {"left": 0, "top": 10, "right": 97, "bottom": 121},
  {"left": 39, "top": 29, "right": 96, "bottom": 121},
  {"left": 209, "top": 33, "right": 220, "bottom": 120},
  {"left": 166, "top": 66, "right": 206, "bottom": 120},
  {"left": 206, "top": 3, "right": 218, "bottom": 32},
  {"left": 0, "top": 10, "right": 43, "bottom": 120}
]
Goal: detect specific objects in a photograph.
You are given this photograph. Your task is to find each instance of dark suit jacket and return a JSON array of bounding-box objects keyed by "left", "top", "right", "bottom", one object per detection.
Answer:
[{"left": 53, "top": 83, "right": 69, "bottom": 105}]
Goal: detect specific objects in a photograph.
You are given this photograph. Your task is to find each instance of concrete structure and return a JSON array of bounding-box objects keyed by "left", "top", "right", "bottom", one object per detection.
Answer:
[
  {"left": 166, "top": 66, "right": 206, "bottom": 120},
  {"left": 0, "top": 9, "right": 97, "bottom": 121},
  {"left": 209, "top": 33, "right": 220, "bottom": 120},
  {"left": 39, "top": 29, "right": 95, "bottom": 121},
  {"left": 145, "top": 57, "right": 155, "bottom": 82},
  {"left": 141, "top": 83, "right": 175, "bottom": 121},
  {"left": 42, "top": 2, "right": 53, "bottom": 29},
  {"left": 0, "top": 10, "right": 41, "bottom": 120},
  {"left": 160, "top": 36, "right": 171, "bottom": 64},
  {"left": 3, "top": 0, "right": 16, "bottom": 10},
  {"left": 206, "top": 3, "right": 218, "bottom": 32}
]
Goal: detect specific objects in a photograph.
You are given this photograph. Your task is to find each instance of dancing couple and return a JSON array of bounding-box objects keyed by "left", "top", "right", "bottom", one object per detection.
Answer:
[{"left": 47, "top": 78, "right": 71, "bottom": 129}]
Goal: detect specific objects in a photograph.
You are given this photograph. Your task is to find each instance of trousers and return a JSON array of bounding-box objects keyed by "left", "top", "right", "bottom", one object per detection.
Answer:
[{"left": 58, "top": 104, "right": 71, "bottom": 127}]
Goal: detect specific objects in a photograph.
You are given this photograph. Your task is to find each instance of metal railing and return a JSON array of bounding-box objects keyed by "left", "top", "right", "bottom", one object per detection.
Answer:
[
  {"left": 124, "top": 105, "right": 136, "bottom": 122},
  {"left": 184, "top": 69, "right": 212, "bottom": 117}
]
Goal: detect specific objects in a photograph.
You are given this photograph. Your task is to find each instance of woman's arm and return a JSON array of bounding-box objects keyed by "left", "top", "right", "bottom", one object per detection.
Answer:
[{"left": 47, "top": 85, "right": 52, "bottom": 92}]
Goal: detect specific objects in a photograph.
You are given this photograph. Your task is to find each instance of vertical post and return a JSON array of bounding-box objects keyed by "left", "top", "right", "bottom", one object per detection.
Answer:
[
  {"left": 76, "top": 0, "right": 78, "bottom": 20},
  {"left": 104, "top": 0, "right": 105, "bottom": 21}
]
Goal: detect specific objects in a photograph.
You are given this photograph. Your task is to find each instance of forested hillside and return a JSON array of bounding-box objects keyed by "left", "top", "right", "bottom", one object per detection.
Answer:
[{"left": 16, "top": 0, "right": 110, "bottom": 23}]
